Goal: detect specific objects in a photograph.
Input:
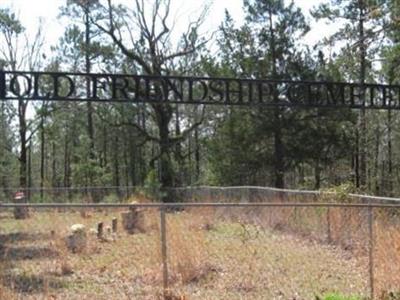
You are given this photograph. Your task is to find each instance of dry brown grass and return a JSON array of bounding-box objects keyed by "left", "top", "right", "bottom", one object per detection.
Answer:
[
  {"left": 374, "top": 214, "right": 400, "bottom": 297},
  {"left": 253, "top": 205, "right": 400, "bottom": 297},
  {"left": 326, "top": 208, "right": 368, "bottom": 253},
  {"left": 0, "top": 284, "right": 15, "bottom": 299},
  {"left": 126, "top": 193, "right": 153, "bottom": 204},
  {"left": 136, "top": 211, "right": 214, "bottom": 290},
  {"left": 167, "top": 213, "right": 215, "bottom": 285},
  {"left": 163, "top": 289, "right": 189, "bottom": 300},
  {"left": 2, "top": 205, "right": 398, "bottom": 299},
  {"left": 186, "top": 206, "right": 216, "bottom": 231},
  {"left": 184, "top": 204, "right": 400, "bottom": 298}
]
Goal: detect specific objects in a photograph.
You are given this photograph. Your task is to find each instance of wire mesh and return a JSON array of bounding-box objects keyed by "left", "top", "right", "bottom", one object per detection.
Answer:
[
  {"left": 1, "top": 186, "right": 400, "bottom": 299},
  {"left": 0, "top": 206, "right": 163, "bottom": 299},
  {"left": 0, "top": 187, "right": 138, "bottom": 204},
  {"left": 164, "top": 205, "right": 370, "bottom": 299}
]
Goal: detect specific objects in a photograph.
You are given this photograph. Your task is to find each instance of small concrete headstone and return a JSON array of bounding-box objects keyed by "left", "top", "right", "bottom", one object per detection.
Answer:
[
  {"left": 97, "top": 222, "right": 104, "bottom": 239},
  {"left": 66, "top": 224, "right": 87, "bottom": 253},
  {"left": 121, "top": 208, "right": 146, "bottom": 234},
  {"left": 112, "top": 218, "right": 118, "bottom": 233},
  {"left": 89, "top": 228, "right": 98, "bottom": 235},
  {"left": 13, "top": 191, "right": 29, "bottom": 219}
]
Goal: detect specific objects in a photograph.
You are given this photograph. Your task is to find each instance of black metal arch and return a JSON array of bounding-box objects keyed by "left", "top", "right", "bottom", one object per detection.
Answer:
[{"left": 1, "top": 70, "right": 399, "bottom": 110}]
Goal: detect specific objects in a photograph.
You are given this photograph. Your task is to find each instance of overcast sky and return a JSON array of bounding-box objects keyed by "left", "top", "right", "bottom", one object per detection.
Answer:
[{"left": 0, "top": 0, "right": 329, "bottom": 53}]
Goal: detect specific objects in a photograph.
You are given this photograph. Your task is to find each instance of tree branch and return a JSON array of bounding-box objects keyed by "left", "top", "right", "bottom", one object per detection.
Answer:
[
  {"left": 91, "top": 1, "right": 153, "bottom": 74},
  {"left": 168, "top": 107, "right": 205, "bottom": 144},
  {"left": 97, "top": 109, "right": 159, "bottom": 143}
]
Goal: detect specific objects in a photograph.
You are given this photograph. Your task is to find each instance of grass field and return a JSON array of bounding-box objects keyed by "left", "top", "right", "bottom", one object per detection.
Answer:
[{"left": 0, "top": 204, "right": 375, "bottom": 300}]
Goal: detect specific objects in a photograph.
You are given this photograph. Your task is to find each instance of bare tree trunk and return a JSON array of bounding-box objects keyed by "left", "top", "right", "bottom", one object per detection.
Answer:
[
  {"left": 268, "top": 8, "right": 285, "bottom": 188},
  {"left": 113, "top": 134, "right": 120, "bottom": 188},
  {"left": 187, "top": 131, "right": 192, "bottom": 184},
  {"left": 354, "top": 127, "right": 360, "bottom": 188},
  {"left": 18, "top": 100, "right": 28, "bottom": 189},
  {"left": 0, "top": 101, "right": 8, "bottom": 192},
  {"left": 40, "top": 115, "right": 45, "bottom": 200},
  {"left": 195, "top": 127, "right": 200, "bottom": 181},
  {"left": 314, "top": 160, "right": 322, "bottom": 190},
  {"left": 51, "top": 141, "right": 57, "bottom": 187},
  {"left": 84, "top": 6, "right": 95, "bottom": 189},
  {"left": 155, "top": 104, "right": 174, "bottom": 201},
  {"left": 28, "top": 141, "right": 32, "bottom": 201},
  {"left": 174, "top": 105, "right": 183, "bottom": 186},
  {"left": 387, "top": 109, "right": 393, "bottom": 195},
  {"left": 298, "top": 164, "right": 305, "bottom": 187},
  {"left": 374, "top": 126, "right": 380, "bottom": 195},
  {"left": 273, "top": 109, "right": 284, "bottom": 188},
  {"left": 139, "top": 105, "right": 146, "bottom": 184},
  {"left": 128, "top": 132, "right": 137, "bottom": 186},
  {"left": 101, "top": 125, "right": 108, "bottom": 168},
  {"left": 358, "top": 0, "right": 367, "bottom": 189},
  {"left": 123, "top": 135, "right": 130, "bottom": 188},
  {"left": 15, "top": 99, "right": 30, "bottom": 219},
  {"left": 63, "top": 134, "right": 70, "bottom": 188}
]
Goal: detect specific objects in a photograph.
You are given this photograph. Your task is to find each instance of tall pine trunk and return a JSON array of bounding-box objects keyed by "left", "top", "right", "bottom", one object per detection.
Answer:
[
  {"left": 358, "top": 0, "right": 367, "bottom": 189},
  {"left": 18, "top": 100, "right": 28, "bottom": 189},
  {"left": 387, "top": 108, "right": 393, "bottom": 195},
  {"left": 268, "top": 8, "right": 285, "bottom": 188},
  {"left": 40, "top": 114, "right": 45, "bottom": 200},
  {"left": 156, "top": 104, "right": 174, "bottom": 200},
  {"left": 84, "top": 6, "right": 95, "bottom": 189},
  {"left": 195, "top": 127, "right": 200, "bottom": 182}
]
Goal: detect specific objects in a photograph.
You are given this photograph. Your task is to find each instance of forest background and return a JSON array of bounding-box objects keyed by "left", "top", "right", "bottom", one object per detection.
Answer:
[{"left": 0, "top": 0, "right": 399, "bottom": 201}]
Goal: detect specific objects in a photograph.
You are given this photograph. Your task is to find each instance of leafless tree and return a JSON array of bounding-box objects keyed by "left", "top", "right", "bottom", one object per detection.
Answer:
[
  {"left": 92, "top": 0, "right": 211, "bottom": 200},
  {"left": 0, "top": 9, "right": 45, "bottom": 189}
]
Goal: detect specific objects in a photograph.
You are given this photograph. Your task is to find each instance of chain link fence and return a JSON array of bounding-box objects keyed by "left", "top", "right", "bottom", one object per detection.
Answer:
[
  {"left": 0, "top": 186, "right": 138, "bottom": 204},
  {"left": 1, "top": 186, "right": 400, "bottom": 299}
]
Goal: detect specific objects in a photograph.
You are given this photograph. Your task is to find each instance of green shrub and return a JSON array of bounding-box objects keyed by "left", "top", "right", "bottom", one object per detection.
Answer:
[
  {"left": 320, "top": 182, "right": 357, "bottom": 203},
  {"left": 318, "top": 293, "right": 363, "bottom": 300},
  {"left": 140, "top": 169, "right": 166, "bottom": 201},
  {"left": 30, "top": 193, "right": 54, "bottom": 203},
  {"left": 102, "top": 193, "right": 119, "bottom": 203}
]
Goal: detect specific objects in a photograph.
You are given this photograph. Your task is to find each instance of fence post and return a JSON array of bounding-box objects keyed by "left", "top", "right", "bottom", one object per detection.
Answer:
[
  {"left": 326, "top": 207, "right": 332, "bottom": 243},
  {"left": 368, "top": 205, "right": 374, "bottom": 300},
  {"left": 160, "top": 205, "right": 168, "bottom": 297}
]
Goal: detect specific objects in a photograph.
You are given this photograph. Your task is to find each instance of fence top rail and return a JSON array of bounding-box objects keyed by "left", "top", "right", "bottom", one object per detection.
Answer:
[
  {"left": 174, "top": 185, "right": 400, "bottom": 202},
  {"left": 2, "top": 185, "right": 400, "bottom": 203},
  {"left": 0, "top": 186, "right": 137, "bottom": 191},
  {"left": 1, "top": 202, "right": 400, "bottom": 208}
]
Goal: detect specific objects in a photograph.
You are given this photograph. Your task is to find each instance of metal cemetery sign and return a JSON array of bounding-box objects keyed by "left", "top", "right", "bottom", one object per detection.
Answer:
[{"left": 1, "top": 71, "right": 400, "bottom": 109}]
